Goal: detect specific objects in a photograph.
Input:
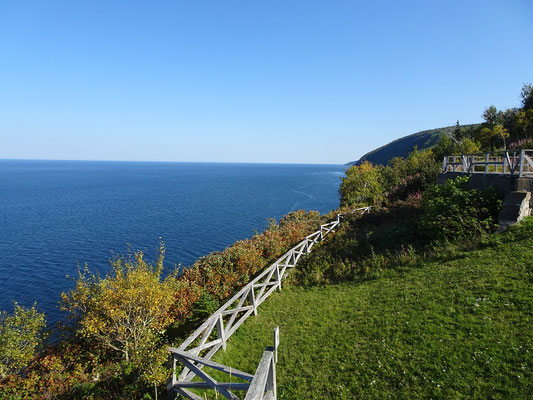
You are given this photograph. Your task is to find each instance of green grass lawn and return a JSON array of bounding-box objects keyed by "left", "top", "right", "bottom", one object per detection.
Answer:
[{"left": 192, "top": 218, "right": 533, "bottom": 399}]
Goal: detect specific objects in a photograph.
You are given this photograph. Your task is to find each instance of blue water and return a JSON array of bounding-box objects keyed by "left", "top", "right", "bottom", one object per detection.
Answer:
[{"left": 0, "top": 160, "right": 344, "bottom": 326}]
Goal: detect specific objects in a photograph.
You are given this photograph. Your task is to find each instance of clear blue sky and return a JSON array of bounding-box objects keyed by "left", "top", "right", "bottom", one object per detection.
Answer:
[{"left": 1, "top": 1, "right": 532, "bottom": 164}]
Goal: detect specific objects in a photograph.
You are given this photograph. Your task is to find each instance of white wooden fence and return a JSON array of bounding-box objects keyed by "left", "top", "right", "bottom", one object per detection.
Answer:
[
  {"left": 168, "top": 207, "right": 372, "bottom": 399},
  {"left": 168, "top": 327, "right": 279, "bottom": 400},
  {"left": 442, "top": 150, "right": 533, "bottom": 176}
]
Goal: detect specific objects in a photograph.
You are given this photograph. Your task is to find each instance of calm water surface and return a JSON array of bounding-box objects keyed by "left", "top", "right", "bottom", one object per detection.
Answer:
[{"left": 0, "top": 160, "right": 344, "bottom": 326}]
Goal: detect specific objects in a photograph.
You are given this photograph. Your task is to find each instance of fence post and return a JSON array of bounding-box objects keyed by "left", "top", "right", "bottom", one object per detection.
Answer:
[
  {"left": 265, "top": 327, "right": 279, "bottom": 399},
  {"left": 273, "top": 326, "right": 279, "bottom": 364},
  {"left": 266, "top": 354, "right": 277, "bottom": 400},
  {"left": 216, "top": 314, "right": 227, "bottom": 351},
  {"left": 289, "top": 250, "right": 296, "bottom": 265},
  {"left": 519, "top": 149, "right": 525, "bottom": 177},
  {"left": 442, "top": 156, "right": 447, "bottom": 173},
  {"left": 166, "top": 356, "right": 178, "bottom": 397},
  {"left": 275, "top": 263, "right": 281, "bottom": 291},
  {"left": 306, "top": 238, "right": 312, "bottom": 254},
  {"left": 248, "top": 286, "right": 257, "bottom": 316},
  {"left": 485, "top": 153, "right": 489, "bottom": 174},
  {"left": 502, "top": 151, "right": 508, "bottom": 175}
]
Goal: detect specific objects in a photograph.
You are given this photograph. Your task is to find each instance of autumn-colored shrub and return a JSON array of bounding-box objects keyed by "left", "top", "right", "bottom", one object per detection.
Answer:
[
  {"left": 179, "top": 210, "right": 322, "bottom": 311},
  {"left": 61, "top": 247, "right": 176, "bottom": 364}
]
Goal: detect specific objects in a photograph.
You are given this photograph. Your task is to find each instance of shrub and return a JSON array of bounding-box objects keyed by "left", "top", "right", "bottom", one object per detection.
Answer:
[
  {"left": 293, "top": 205, "right": 423, "bottom": 285},
  {"left": 61, "top": 245, "right": 176, "bottom": 366},
  {"left": 188, "top": 293, "right": 220, "bottom": 326},
  {"left": 380, "top": 148, "right": 441, "bottom": 203},
  {"left": 418, "top": 176, "right": 502, "bottom": 242},
  {"left": 339, "top": 149, "right": 440, "bottom": 209},
  {"left": 0, "top": 303, "right": 46, "bottom": 379},
  {"left": 179, "top": 210, "right": 322, "bottom": 307},
  {"left": 339, "top": 161, "right": 383, "bottom": 207},
  {"left": 509, "top": 137, "right": 533, "bottom": 150}
]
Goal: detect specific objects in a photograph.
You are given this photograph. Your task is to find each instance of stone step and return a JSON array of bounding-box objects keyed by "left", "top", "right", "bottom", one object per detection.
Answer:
[{"left": 498, "top": 191, "right": 531, "bottom": 228}]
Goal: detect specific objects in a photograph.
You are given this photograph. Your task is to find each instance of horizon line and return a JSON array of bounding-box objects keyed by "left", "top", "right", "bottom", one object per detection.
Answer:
[{"left": 0, "top": 157, "right": 346, "bottom": 166}]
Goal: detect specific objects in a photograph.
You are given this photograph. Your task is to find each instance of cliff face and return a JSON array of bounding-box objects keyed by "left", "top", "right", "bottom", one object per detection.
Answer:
[{"left": 347, "top": 124, "right": 479, "bottom": 166}]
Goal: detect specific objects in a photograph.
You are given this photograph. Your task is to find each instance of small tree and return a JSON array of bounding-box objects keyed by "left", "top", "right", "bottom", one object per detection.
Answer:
[
  {"left": 0, "top": 303, "right": 46, "bottom": 378},
  {"left": 339, "top": 161, "right": 383, "bottom": 207},
  {"left": 515, "top": 108, "right": 533, "bottom": 140},
  {"left": 451, "top": 120, "right": 463, "bottom": 142},
  {"left": 478, "top": 104, "right": 511, "bottom": 149},
  {"left": 61, "top": 244, "right": 176, "bottom": 364},
  {"left": 482, "top": 105, "right": 504, "bottom": 126},
  {"left": 479, "top": 125, "right": 510, "bottom": 149},
  {"left": 520, "top": 82, "right": 533, "bottom": 110}
]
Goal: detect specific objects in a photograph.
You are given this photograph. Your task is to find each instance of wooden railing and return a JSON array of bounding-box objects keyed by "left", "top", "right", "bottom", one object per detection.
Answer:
[
  {"left": 168, "top": 207, "right": 371, "bottom": 399},
  {"left": 442, "top": 150, "right": 533, "bottom": 176},
  {"left": 168, "top": 327, "right": 279, "bottom": 400}
]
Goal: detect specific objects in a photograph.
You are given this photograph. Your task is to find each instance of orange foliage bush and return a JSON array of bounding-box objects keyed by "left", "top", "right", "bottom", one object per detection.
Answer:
[{"left": 175, "top": 210, "right": 322, "bottom": 319}]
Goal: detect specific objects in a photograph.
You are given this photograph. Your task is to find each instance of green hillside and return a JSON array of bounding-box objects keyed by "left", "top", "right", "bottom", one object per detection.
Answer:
[
  {"left": 348, "top": 124, "right": 480, "bottom": 166},
  {"left": 205, "top": 217, "right": 533, "bottom": 399}
]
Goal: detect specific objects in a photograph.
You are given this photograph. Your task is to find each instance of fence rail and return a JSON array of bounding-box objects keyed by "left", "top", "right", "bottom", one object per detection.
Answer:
[
  {"left": 442, "top": 150, "right": 533, "bottom": 176},
  {"left": 168, "top": 207, "right": 371, "bottom": 399}
]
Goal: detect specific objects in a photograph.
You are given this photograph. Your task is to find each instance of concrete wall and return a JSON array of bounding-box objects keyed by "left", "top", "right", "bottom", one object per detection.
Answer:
[{"left": 438, "top": 172, "right": 517, "bottom": 198}]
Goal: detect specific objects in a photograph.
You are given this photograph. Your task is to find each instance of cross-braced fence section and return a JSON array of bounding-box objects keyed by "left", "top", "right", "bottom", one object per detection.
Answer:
[
  {"left": 442, "top": 150, "right": 533, "bottom": 176},
  {"left": 168, "top": 207, "right": 371, "bottom": 399},
  {"left": 169, "top": 327, "right": 279, "bottom": 400}
]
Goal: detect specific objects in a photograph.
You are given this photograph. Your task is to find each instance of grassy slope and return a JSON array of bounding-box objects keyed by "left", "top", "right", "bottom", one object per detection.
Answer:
[{"left": 202, "top": 217, "right": 533, "bottom": 399}]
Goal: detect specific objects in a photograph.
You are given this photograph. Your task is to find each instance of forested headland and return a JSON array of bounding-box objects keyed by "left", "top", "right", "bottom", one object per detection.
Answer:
[{"left": 349, "top": 82, "right": 533, "bottom": 167}]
